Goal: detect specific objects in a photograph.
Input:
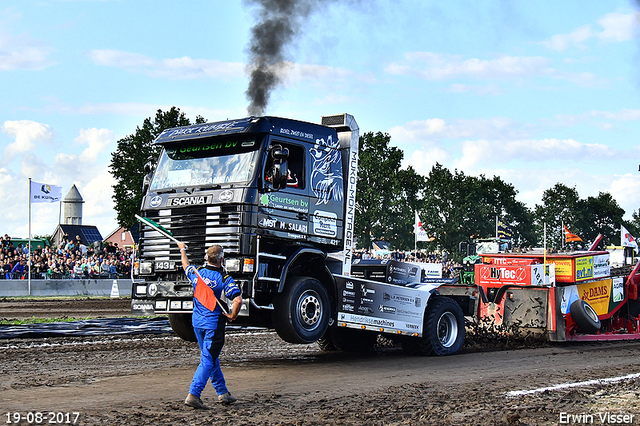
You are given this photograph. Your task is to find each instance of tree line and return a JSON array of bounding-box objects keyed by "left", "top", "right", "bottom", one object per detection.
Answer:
[{"left": 110, "top": 108, "right": 639, "bottom": 260}]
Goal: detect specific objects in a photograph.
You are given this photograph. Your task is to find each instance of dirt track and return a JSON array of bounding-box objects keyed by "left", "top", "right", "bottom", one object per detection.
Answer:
[{"left": 1, "top": 298, "right": 640, "bottom": 425}]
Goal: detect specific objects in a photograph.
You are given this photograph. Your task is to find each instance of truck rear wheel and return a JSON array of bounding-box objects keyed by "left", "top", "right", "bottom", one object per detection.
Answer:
[
  {"left": 272, "top": 276, "right": 330, "bottom": 344},
  {"left": 168, "top": 313, "right": 197, "bottom": 342},
  {"left": 418, "top": 296, "right": 465, "bottom": 356},
  {"left": 570, "top": 299, "right": 601, "bottom": 334}
]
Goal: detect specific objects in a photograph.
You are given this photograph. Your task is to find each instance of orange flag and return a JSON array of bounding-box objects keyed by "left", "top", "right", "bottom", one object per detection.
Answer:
[
  {"left": 564, "top": 225, "right": 582, "bottom": 242},
  {"left": 193, "top": 269, "right": 218, "bottom": 312}
]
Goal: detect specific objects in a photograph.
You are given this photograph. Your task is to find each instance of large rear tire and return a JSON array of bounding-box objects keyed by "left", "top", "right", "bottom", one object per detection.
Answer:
[
  {"left": 418, "top": 296, "right": 465, "bottom": 356},
  {"left": 272, "top": 276, "right": 330, "bottom": 344},
  {"left": 570, "top": 299, "right": 601, "bottom": 334},
  {"left": 168, "top": 313, "right": 197, "bottom": 342}
]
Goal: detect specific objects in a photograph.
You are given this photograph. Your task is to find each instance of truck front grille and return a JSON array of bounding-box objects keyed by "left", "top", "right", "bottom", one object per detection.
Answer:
[{"left": 140, "top": 205, "right": 242, "bottom": 262}]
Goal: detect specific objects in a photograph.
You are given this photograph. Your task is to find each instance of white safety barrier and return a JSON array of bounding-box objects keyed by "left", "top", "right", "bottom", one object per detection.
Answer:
[{"left": 0, "top": 279, "right": 132, "bottom": 297}]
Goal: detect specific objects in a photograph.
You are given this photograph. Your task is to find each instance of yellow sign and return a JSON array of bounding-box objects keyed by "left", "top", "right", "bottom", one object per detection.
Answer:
[
  {"left": 575, "top": 256, "right": 594, "bottom": 282},
  {"left": 577, "top": 279, "right": 611, "bottom": 316},
  {"left": 547, "top": 259, "right": 573, "bottom": 282}
]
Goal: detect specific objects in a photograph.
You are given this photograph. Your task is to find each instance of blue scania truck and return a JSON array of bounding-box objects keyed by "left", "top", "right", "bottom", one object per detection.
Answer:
[{"left": 131, "top": 113, "right": 470, "bottom": 355}]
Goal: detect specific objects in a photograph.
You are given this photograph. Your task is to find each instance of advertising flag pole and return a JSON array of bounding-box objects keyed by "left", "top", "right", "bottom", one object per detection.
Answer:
[
  {"left": 414, "top": 212, "right": 417, "bottom": 257},
  {"left": 28, "top": 178, "right": 32, "bottom": 296}
]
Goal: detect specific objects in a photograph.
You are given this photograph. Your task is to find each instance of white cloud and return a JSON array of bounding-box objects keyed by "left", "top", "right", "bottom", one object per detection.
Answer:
[
  {"left": 385, "top": 52, "right": 550, "bottom": 80},
  {"left": 81, "top": 166, "right": 117, "bottom": 231},
  {"left": 2, "top": 120, "right": 53, "bottom": 160},
  {"left": 403, "top": 147, "right": 450, "bottom": 175},
  {"left": 609, "top": 173, "right": 640, "bottom": 217},
  {"left": 0, "top": 31, "right": 54, "bottom": 71},
  {"left": 456, "top": 138, "right": 616, "bottom": 170},
  {"left": 542, "top": 12, "right": 639, "bottom": 52},
  {"left": 542, "top": 25, "right": 593, "bottom": 52},
  {"left": 597, "top": 12, "right": 639, "bottom": 42},
  {"left": 74, "top": 128, "right": 113, "bottom": 163},
  {"left": 388, "top": 117, "right": 530, "bottom": 143},
  {"left": 88, "top": 49, "right": 244, "bottom": 80}
]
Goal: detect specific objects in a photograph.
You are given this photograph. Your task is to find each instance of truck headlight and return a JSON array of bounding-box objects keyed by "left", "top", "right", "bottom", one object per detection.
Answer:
[
  {"left": 225, "top": 258, "right": 241, "bottom": 272},
  {"left": 139, "top": 261, "right": 153, "bottom": 275}
]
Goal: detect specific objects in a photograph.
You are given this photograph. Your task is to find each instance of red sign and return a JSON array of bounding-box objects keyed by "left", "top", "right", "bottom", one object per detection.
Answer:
[
  {"left": 484, "top": 256, "right": 536, "bottom": 266},
  {"left": 476, "top": 264, "right": 533, "bottom": 286}
]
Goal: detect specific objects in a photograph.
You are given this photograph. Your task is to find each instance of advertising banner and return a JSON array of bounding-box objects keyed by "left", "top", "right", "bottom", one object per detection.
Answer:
[
  {"left": 485, "top": 257, "right": 536, "bottom": 266},
  {"left": 592, "top": 254, "right": 610, "bottom": 279},
  {"left": 421, "top": 263, "right": 442, "bottom": 279},
  {"left": 335, "top": 275, "right": 425, "bottom": 335},
  {"left": 574, "top": 256, "right": 594, "bottom": 282},
  {"left": 547, "top": 258, "right": 574, "bottom": 282},
  {"left": 475, "top": 264, "right": 546, "bottom": 287},
  {"left": 577, "top": 279, "right": 611, "bottom": 316}
]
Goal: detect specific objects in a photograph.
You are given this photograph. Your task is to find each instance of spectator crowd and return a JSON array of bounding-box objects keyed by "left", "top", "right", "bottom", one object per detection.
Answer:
[{"left": 1, "top": 233, "right": 133, "bottom": 280}]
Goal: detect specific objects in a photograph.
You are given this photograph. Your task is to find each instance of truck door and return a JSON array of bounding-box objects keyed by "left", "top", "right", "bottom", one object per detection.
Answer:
[{"left": 259, "top": 141, "right": 310, "bottom": 242}]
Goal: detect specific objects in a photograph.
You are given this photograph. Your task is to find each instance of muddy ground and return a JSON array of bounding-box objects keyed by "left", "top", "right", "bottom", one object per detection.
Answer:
[{"left": 1, "top": 298, "right": 640, "bottom": 425}]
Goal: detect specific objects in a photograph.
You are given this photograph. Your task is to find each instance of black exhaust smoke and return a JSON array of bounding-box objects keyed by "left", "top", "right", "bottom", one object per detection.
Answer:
[{"left": 244, "top": 0, "right": 316, "bottom": 116}]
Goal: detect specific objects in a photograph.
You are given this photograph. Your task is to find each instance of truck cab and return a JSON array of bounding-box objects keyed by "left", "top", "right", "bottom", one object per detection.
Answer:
[{"left": 131, "top": 114, "right": 359, "bottom": 344}]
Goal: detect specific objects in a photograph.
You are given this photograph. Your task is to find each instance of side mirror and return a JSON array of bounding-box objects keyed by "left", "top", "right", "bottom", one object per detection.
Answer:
[
  {"left": 142, "top": 161, "right": 154, "bottom": 193},
  {"left": 267, "top": 145, "right": 289, "bottom": 190}
]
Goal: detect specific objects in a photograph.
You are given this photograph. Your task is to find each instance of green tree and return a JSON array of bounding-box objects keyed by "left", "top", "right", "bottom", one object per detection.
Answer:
[
  {"left": 576, "top": 192, "right": 625, "bottom": 247},
  {"left": 110, "top": 107, "right": 206, "bottom": 229},
  {"left": 534, "top": 183, "right": 581, "bottom": 248},
  {"left": 355, "top": 131, "right": 423, "bottom": 249},
  {"left": 419, "top": 164, "right": 534, "bottom": 258}
]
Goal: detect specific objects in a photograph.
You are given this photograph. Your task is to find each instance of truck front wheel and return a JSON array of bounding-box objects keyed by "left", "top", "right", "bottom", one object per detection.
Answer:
[
  {"left": 168, "top": 313, "right": 197, "bottom": 342},
  {"left": 418, "top": 297, "right": 465, "bottom": 356},
  {"left": 273, "top": 276, "right": 330, "bottom": 344}
]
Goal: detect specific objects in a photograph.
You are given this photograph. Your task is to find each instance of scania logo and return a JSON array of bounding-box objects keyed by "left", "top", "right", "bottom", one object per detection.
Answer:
[
  {"left": 149, "top": 195, "right": 163, "bottom": 208},
  {"left": 167, "top": 195, "right": 213, "bottom": 206},
  {"left": 219, "top": 190, "right": 233, "bottom": 202}
]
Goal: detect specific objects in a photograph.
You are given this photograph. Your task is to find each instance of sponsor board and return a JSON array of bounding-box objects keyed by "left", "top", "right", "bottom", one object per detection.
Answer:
[
  {"left": 337, "top": 312, "right": 421, "bottom": 334},
  {"left": 612, "top": 277, "right": 624, "bottom": 303},
  {"left": 422, "top": 263, "right": 443, "bottom": 278},
  {"left": 259, "top": 193, "right": 309, "bottom": 213},
  {"left": 592, "top": 254, "right": 610, "bottom": 279},
  {"left": 485, "top": 256, "right": 536, "bottom": 266},
  {"left": 546, "top": 258, "right": 574, "bottom": 282},
  {"left": 575, "top": 256, "right": 594, "bottom": 282},
  {"left": 258, "top": 215, "right": 308, "bottom": 234},
  {"left": 335, "top": 275, "right": 426, "bottom": 334},
  {"left": 312, "top": 210, "right": 337, "bottom": 237},
  {"left": 577, "top": 279, "right": 611, "bottom": 316},
  {"left": 475, "top": 264, "right": 546, "bottom": 286}
]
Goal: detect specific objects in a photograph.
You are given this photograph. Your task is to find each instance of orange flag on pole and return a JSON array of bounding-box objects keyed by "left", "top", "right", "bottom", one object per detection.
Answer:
[{"left": 564, "top": 225, "right": 582, "bottom": 242}]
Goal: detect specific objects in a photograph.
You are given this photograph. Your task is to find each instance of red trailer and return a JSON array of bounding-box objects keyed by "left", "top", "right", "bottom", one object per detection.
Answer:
[{"left": 439, "top": 250, "right": 640, "bottom": 342}]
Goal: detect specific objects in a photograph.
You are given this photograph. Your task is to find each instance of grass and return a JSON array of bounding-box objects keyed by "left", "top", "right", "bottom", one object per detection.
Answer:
[
  {"left": 0, "top": 295, "right": 128, "bottom": 300},
  {"left": 0, "top": 316, "right": 89, "bottom": 325}
]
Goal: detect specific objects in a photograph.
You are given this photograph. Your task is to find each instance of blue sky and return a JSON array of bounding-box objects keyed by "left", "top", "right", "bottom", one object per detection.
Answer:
[{"left": 2, "top": 0, "right": 640, "bottom": 239}]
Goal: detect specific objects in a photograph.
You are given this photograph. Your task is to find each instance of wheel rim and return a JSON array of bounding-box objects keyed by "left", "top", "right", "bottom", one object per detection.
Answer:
[
  {"left": 297, "top": 290, "right": 322, "bottom": 331},
  {"left": 584, "top": 303, "right": 599, "bottom": 323},
  {"left": 437, "top": 312, "right": 458, "bottom": 348}
]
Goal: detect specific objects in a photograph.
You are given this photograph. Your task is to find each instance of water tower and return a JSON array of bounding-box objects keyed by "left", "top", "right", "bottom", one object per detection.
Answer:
[{"left": 62, "top": 184, "right": 84, "bottom": 225}]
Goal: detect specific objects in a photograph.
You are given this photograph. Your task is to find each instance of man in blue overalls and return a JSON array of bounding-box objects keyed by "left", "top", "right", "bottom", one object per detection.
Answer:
[{"left": 178, "top": 241, "right": 242, "bottom": 409}]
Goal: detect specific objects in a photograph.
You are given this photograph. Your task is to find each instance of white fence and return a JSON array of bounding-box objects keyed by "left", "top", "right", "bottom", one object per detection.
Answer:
[{"left": 0, "top": 279, "right": 133, "bottom": 297}]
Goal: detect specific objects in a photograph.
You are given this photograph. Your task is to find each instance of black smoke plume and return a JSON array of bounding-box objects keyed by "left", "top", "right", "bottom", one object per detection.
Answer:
[{"left": 244, "top": 0, "right": 316, "bottom": 116}]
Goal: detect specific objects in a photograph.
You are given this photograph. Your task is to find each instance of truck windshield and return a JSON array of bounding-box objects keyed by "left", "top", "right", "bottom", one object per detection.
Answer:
[{"left": 149, "top": 138, "right": 259, "bottom": 191}]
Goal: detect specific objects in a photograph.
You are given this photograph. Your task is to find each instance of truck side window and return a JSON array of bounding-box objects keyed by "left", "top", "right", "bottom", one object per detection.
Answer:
[{"left": 265, "top": 142, "right": 305, "bottom": 190}]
